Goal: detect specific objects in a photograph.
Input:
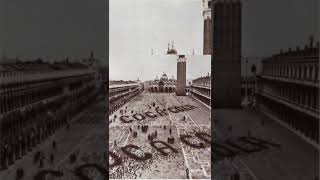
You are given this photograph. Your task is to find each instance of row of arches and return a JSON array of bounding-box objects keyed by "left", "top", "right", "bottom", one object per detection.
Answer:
[
  {"left": 258, "top": 81, "right": 319, "bottom": 111},
  {"left": 258, "top": 94, "right": 319, "bottom": 143},
  {"left": 0, "top": 84, "right": 63, "bottom": 114},
  {"left": 191, "top": 87, "right": 211, "bottom": 98},
  {"left": 0, "top": 75, "right": 94, "bottom": 114},
  {"left": 263, "top": 62, "right": 319, "bottom": 82},
  {"left": 109, "top": 86, "right": 133, "bottom": 97},
  {"left": 191, "top": 92, "right": 210, "bottom": 107},
  {"left": 148, "top": 87, "right": 175, "bottom": 93},
  {"left": 109, "top": 88, "right": 141, "bottom": 115}
]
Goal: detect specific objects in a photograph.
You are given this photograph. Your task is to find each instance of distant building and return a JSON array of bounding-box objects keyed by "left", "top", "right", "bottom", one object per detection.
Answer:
[
  {"left": 212, "top": 0, "right": 242, "bottom": 108},
  {"left": 82, "top": 50, "right": 107, "bottom": 92},
  {"left": 203, "top": 0, "right": 212, "bottom": 55},
  {"left": 109, "top": 81, "right": 143, "bottom": 115},
  {"left": 176, "top": 55, "right": 186, "bottom": 96},
  {"left": 0, "top": 54, "right": 103, "bottom": 169},
  {"left": 241, "top": 76, "right": 255, "bottom": 98},
  {"left": 167, "top": 42, "right": 178, "bottom": 55},
  {"left": 147, "top": 73, "right": 176, "bottom": 93},
  {"left": 256, "top": 38, "right": 319, "bottom": 147},
  {"left": 190, "top": 74, "right": 211, "bottom": 107}
]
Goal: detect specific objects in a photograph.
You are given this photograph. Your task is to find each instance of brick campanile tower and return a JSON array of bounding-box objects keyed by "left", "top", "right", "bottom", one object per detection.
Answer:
[
  {"left": 212, "top": 0, "right": 242, "bottom": 108},
  {"left": 176, "top": 55, "right": 186, "bottom": 96},
  {"left": 203, "top": 0, "right": 212, "bottom": 55}
]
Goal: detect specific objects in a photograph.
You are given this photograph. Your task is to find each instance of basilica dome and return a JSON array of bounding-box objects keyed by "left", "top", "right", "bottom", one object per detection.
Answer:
[
  {"left": 160, "top": 73, "right": 168, "bottom": 81},
  {"left": 166, "top": 42, "right": 178, "bottom": 55},
  {"left": 167, "top": 48, "right": 177, "bottom": 55}
]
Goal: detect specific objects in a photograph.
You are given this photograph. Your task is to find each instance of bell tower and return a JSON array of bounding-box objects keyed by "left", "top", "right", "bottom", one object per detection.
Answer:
[
  {"left": 203, "top": 0, "right": 212, "bottom": 55},
  {"left": 212, "top": 0, "right": 242, "bottom": 108},
  {"left": 176, "top": 55, "right": 186, "bottom": 96}
]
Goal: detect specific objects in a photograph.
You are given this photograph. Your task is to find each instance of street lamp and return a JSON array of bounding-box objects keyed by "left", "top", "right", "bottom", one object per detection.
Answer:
[
  {"left": 242, "top": 59, "right": 250, "bottom": 106},
  {"left": 251, "top": 64, "right": 257, "bottom": 102}
]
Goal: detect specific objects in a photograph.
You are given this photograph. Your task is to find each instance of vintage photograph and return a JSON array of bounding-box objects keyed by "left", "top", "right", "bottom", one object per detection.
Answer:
[{"left": 109, "top": 0, "right": 212, "bottom": 179}]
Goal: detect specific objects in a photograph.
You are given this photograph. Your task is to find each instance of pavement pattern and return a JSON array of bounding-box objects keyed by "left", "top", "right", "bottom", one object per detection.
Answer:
[{"left": 109, "top": 93, "right": 211, "bottom": 179}]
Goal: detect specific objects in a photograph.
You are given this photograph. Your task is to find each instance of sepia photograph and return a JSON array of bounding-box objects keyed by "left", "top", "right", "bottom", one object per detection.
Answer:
[
  {"left": 109, "top": 0, "right": 211, "bottom": 179},
  {"left": 0, "top": 0, "right": 319, "bottom": 180}
]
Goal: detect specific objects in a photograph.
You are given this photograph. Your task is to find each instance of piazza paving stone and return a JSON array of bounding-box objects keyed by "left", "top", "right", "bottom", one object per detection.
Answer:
[{"left": 109, "top": 93, "right": 211, "bottom": 179}]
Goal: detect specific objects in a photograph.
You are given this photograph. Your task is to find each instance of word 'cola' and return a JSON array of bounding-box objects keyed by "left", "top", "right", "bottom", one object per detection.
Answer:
[{"left": 110, "top": 131, "right": 281, "bottom": 167}]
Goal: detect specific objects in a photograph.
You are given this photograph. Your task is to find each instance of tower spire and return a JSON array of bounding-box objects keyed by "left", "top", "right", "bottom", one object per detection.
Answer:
[{"left": 90, "top": 50, "right": 94, "bottom": 59}]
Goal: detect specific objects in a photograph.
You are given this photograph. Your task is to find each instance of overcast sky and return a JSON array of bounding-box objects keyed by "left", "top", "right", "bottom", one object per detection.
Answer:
[
  {"left": 110, "top": 0, "right": 318, "bottom": 80},
  {"left": 0, "top": 0, "right": 317, "bottom": 78},
  {"left": 242, "top": 0, "right": 318, "bottom": 57},
  {"left": 0, "top": 0, "right": 106, "bottom": 61},
  {"left": 109, "top": 0, "right": 206, "bottom": 81}
]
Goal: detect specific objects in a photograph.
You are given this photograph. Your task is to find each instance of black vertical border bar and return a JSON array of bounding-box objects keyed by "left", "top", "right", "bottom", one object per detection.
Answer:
[
  {"left": 105, "top": 0, "right": 110, "bottom": 179},
  {"left": 315, "top": 1, "right": 320, "bottom": 177},
  {"left": 210, "top": 1, "right": 214, "bottom": 180}
]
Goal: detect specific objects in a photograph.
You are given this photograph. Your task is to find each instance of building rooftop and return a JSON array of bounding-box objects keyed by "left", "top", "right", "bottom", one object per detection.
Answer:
[
  {"left": 262, "top": 38, "right": 319, "bottom": 63},
  {"left": 0, "top": 58, "right": 90, "bottom": 73}
]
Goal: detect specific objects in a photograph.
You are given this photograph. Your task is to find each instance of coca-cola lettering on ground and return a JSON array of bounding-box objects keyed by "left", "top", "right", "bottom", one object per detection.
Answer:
[
  {"left": 119, "top": 104, "right": 197, "bottom": 123},
  {"left": 121, "top": 144, "right": 152, "bottom": 161},
  {"left": 109, "top": 151, "right": 122, "bottom": 168},
  {"left": 144, "top": 111, "right": 157, "bottom": 118},
  {"left": 150, "top": 140, "right": 178, "bottom": 156},
  {"left": 108, "top": 131, "right": 281, "bottom": 168},
  {"left": 212, "top": 136, "right": 281, "bottom": 162}
]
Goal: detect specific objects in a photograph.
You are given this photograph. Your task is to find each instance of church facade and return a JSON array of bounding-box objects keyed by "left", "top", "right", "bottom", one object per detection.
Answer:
[{"left": 147, "top": 73, "right": 176, "bottom": 93}]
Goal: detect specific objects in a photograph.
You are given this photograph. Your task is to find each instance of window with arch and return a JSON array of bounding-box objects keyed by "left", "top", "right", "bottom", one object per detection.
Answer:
[
  {"left": 298, "top": 66, "right": 302, "bottom": 79},
  {"left": 309, "top": 65, "right": 313, "bottom": 80},
  {"left": 304, "top": 66, "right": 308, "bottom": 80}
]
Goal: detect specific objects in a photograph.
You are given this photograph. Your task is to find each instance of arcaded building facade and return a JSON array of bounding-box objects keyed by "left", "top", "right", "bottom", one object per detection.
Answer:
[
  {"left": 147, "top": 73, "right": 176, "bottom": 93},
  {"left": 190, "top": 74, "right": 211, "bottom": 107},
  {"left": 0, "top": 57, "right": 103, "bottom": 169},
  {"left": 256, "top": 40, "right": 319, "bottom": 147},
  {"left": 109, "top": 81, "right": 143, "bottom": 115}
]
